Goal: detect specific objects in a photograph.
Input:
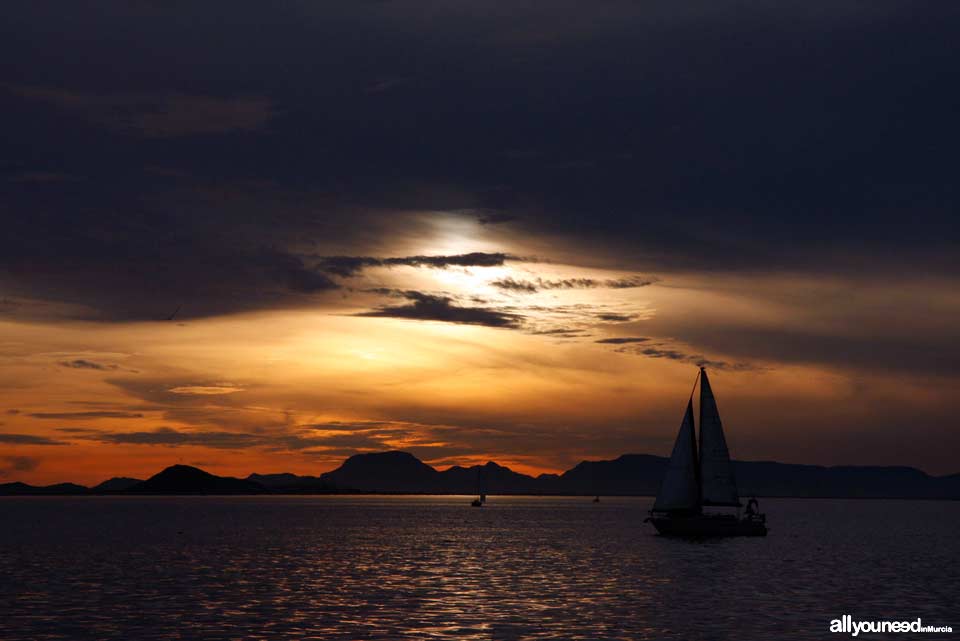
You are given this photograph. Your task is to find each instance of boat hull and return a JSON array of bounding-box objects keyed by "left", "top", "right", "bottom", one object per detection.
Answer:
[{"left": 649, "top": 514, "right": 767, "bottom": 537}]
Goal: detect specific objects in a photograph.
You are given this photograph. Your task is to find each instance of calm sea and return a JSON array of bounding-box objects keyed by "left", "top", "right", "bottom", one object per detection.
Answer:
[{"left": 0, "top": 496, "right": 956, "bottom": 640}]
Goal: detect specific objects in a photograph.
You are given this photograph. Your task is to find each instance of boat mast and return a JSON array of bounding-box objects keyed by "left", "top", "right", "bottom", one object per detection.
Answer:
[{"left": 691, "top": 369, "right": 702, "bottom": 509}]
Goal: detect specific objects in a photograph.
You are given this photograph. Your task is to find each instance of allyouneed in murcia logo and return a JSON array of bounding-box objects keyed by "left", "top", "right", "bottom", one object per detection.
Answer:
[{"left": 830, "top": 615, "right": 952, "bottom": 636}]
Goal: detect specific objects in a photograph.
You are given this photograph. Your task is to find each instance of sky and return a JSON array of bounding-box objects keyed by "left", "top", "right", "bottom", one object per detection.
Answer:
[{"left": 1, "top": 1, "right": 958, "bottom": 485}]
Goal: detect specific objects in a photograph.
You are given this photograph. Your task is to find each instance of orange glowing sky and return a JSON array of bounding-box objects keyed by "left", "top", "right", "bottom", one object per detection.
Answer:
[{"left": 2, "top": 211, "right": 957, "bottom": 485}]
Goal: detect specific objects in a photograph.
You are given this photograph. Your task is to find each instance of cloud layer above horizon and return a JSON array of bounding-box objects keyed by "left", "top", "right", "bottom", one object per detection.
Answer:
[{"left": 1, "top": 1, "right": 958, "bottom": 483}]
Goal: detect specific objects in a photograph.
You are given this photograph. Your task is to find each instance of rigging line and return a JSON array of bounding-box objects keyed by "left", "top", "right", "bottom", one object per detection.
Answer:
[{"left": 687, "top": 368, "right": 701, "bottom": 404}]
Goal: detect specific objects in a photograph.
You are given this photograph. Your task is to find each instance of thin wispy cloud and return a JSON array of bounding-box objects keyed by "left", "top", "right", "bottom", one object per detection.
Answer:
[
  {"left": 608, "top": 342, "right": 756, "bottom": 372},
  {"left": 0, "top": 433, "right": 66, "bottom": 445},
  {"left": 356, "top": 291, "right": 523, "bottom": 328},
  {"left": 491, "top": 275, "right": 655, "bottom": 294},
  {"left": 595, "top": 337, "right": 650, "bottom": 345},
  {"left": 316, "top": 252, "right": 516, "bottom": 278},
  {"left": 74, "top": 427, "right": 263, "bottom": 449},
  {"left": 59, "top": 359, "right": 117, "bottom": 371},
  {"left": 29, "top": 411, "right": 144, "bottom": 420}
]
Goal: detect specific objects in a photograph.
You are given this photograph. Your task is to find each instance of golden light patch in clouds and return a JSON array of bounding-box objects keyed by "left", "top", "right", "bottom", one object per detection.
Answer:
[
  {"left": 411, "top": 211, "right": 507, "bottom": 256},
  {"left": 169, "top": 385, "right": 245, "bottom": 395}
]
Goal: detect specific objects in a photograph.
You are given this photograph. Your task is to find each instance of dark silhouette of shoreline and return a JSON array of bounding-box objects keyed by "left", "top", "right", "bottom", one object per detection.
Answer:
[{"left": 3, "top": 451, "right": 959, "bottom": 499}]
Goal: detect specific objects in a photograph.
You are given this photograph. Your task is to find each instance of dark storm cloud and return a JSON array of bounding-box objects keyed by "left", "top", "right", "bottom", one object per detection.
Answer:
[
  {"left": 596, "top": 313, "right": 637, "bottom": 322},
  {"left": 595, "top": 337, "right": 651, "bottom": 344},
  {"left": 313, "top": 256, "right": 379, "bottom": 278},
  {"left": 356, "top": 291, "right": 522, "bottom": 328},
  {"left": 0, "top": 225, "right": 510, "bottom": 319},
  {"left": 364, "top": 77, "right": 411, "bottom": 95},
  {"left": 59, "top": 359, "right": 117, "bottom": 371},
  {"left": 491, "top": 276, "right": 655, "bottom": 293},
  {"left": 667, "top": 324, "right": 958, "bottom": 378},
  {"left": 5, "top": 85, "right": 275, "bottom": 137},
  {"left": 0, "top": 0, "right": 957, "bottom": 381},
  {"left": 29, "top": 411, "right": 144, "bottom": 420},
  {"left": 265, "top": 250, "right": 341, "bottom": 293},
  {"left": 0, "top": 197, "right": 343, "bottom": 319},
  {"left": 0, "top": 433, "right": 66, "bottom": 445},
  {"left": 6, "top": 171, "right": 79, "bottom": 184},
  {"left": 316, "top": 252, "right": 515, "bottom": 278}
]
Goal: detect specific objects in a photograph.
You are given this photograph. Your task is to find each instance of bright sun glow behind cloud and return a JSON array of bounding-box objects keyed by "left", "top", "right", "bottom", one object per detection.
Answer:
[{"left": 1, "top": 208, "right": 957, "bottom": 485}]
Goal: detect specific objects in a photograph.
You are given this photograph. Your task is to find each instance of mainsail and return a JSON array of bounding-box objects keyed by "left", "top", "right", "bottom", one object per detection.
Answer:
[
  {"left": 698, "top": 368, "right": 741, "bottom": 506},
  {"left": 652, "top": 399, "right": 700, "bottom": 512}
]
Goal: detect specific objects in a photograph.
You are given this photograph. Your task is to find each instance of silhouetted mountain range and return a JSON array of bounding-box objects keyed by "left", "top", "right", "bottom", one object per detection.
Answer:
[
  {"left": 0, "top": 481, "right": 89, "bottom": 495},
  {"left": 248, "top": 472, "right": 329, "bottom": 492},
  {"left": 1, "top": 451, "right": 958, "bottom": 498},
  {"left": 128, "top": 465, "right": 262, "bottom": 494}
]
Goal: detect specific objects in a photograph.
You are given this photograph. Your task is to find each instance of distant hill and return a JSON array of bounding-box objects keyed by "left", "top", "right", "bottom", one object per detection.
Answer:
[
  {"left": 2, "top": 452, "right": 958, "bottom": 498},
  {"left": 733, "top": 461, "right": 960, "bottom": 499},
  {"left": 126, "top": 465, "right": 265, "bottom": 494},
  {"left": 0, "top": 481, "right": 88, "bottom": 495},
  {"left": 554, "top": 454, "right": 667, "bottom": 495},
  {"left": 438, "top": 461, "right": 548, "bottom": 494},
  {"left": 247, "top": 472, "right": 332, "bottom": 492},
  {"left": 92, "top": 477, "right": 143, "bottom": 492},
  {"left": 321, "top": 451, "right": 440, "bottom": 492}
]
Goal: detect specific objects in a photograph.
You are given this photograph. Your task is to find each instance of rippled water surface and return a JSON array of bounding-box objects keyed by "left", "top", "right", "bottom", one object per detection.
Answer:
[{"left": 1, "top": 496, "right": 957, "bottom": 640}]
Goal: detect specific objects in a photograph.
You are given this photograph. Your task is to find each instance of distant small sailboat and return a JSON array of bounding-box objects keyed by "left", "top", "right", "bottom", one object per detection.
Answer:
[
  {"left": 471, "top": 467, "right": 486, "bottom": 507},
  {"left": 645, "top": 367, "right": 767, "bottom": 537}
]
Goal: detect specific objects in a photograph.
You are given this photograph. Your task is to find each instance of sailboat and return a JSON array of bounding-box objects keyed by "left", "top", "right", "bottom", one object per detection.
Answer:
[
  {"left": 470, "top": 467, "right": 486, "bottom": 507},
  {"left": 645, "top": 367, "right": 767, "bottom": 537}
]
